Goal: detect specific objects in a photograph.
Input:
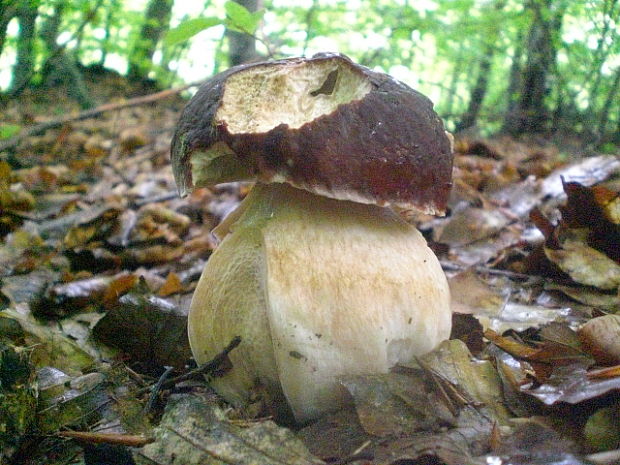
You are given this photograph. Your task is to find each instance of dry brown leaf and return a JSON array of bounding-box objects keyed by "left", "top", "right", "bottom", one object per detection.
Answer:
[
  {"left": 484, "top": 329, "right": 540, "bottom": 359},
  {"left": 578, "top": 315, "right": 620, "bottom": 365},
  {"left": 159, "top": 272, "right": 183, "bottom": 296},
  {"left": 103, "top": 274, "right": 138, "bottom": 308},
  {"left": 448, "top": 270, "right": 505, "bottom": 316},
  {"left": 588, "top": 364, "right": 620, "bottom": 379}
]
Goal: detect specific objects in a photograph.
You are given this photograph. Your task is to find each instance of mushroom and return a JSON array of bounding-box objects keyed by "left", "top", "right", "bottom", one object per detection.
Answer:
[{"left": 171, "top": 53, "right": 454, "bottom": 423}]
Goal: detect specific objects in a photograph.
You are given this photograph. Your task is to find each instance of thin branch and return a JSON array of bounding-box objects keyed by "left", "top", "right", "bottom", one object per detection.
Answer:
[{"left": 135, "top": 335, "right": 242, "bottom": 396}]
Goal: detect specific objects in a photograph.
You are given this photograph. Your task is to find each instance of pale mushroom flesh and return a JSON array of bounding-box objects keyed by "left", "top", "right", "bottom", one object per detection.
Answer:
[{"left": 188, "top": 182, "right": 451, "bottom": 423}]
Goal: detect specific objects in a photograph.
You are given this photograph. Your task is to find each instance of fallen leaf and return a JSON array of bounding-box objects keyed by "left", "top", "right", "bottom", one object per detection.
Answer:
[
  {"left": 1, "top": 307, "right": 94, "bottom": 374},
  {"left": 437, "top": 207, "right": 510, "bottom": 246},
  {"left": 577, "top": 315, "right": 620, "bottom": 365},
  {"left": 588, "top": 364, "right": 620, "bottom": 379},
  {"left": 545, "top": 283, "right": 620, "bottom": 312},
  {"left": 490, "top": 420, "right": 586, "bottom": 465},
  {"left": 417, "top": 339, "right": 513, "bottom": 426},
  {"left": 93, "top": 291, "right": 191, "bottom": 371},
  {"left": 297, "top": 409, "right": 370, "bottom": 461},
  {"left": 449, "top": 313, "right": 485, "bottom": 356},
  {"left": 584, "top": 402, "right": 620, "bottom": 452},
  {"left": 159, "top": 272, "right": 183, "bottom": 296},
  {"left": 340, "top": 372, "right": 453, "bottom": 437},
  {"left": 37, "top": 372, "right": 110, "bottom": 433},
  {"left": 545, "top": 240, "right": 620, "bottom": 291},
  {"left": 521, "top": 362, "right": 620, "bottom": 405},
  {"left": 103, "top": 274, "right": 138, "bottom": 307},
  {"left": 448, "top": 269, "right": 506, "bottom": 316},
  {"left": 137, "top": 393, "right": 322, "bottom": 465}
]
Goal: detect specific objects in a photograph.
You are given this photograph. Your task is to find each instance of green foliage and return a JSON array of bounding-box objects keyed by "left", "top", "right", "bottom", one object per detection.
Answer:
[
  {"left": 0, "top": 0, "right": 618, "bottom": 145},
  {"left": 224, "top": 0, "right": 264, "bottom": 34},
  {"left": 165, "top": 17, "right": 222, "bottom": 46},
  {"left": 0, "top": 124, "right": 21, "bottom": 140}
]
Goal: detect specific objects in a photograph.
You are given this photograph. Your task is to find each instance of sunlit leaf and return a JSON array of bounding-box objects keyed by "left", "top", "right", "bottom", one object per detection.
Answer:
[
  {"left": 224, "top": 1, "right": 264, "bottom": 34},
  {"left": 0, "top": 124, "right": 21, "bottom": 140},
  {"left": 164, "top": 17, "right": 222, "bottom": 46}
]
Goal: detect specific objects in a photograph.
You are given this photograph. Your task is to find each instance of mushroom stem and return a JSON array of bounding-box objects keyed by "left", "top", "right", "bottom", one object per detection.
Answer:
[{"left": 188, "top": 182, "right": 451, "bottom": 423}]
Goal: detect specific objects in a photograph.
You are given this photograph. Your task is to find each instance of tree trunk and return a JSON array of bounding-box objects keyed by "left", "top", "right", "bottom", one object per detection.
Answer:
[
  {"left": 501, "top": 32, "right": 524, "bottom": 133},
  {"left": 41, "top": 4, "right": 93, "bottom": 108},
  {"left": 226, "top": 0, "right": 262, "bottom": 66},
  {"left": 9, "top": 1, "right": 38, "bottom": 95},
  {"left": 455, "top": 45, "right": 493, "bottom": 132},
  {"left": 597, "top": 66, "right": 620, "bottom": 140},
  {"left": 127, "top": 0, "right": 174, "bottom": 82},
  {"left": 444, "top": 43, "right": 465, "bottom": 121},
  {"left": 504, "top": 0, "right": 564, "bottom": 135},
  {"left": 585, "top": 0, "right": 619, "bottom": 106},
  {"left": 455, "top": 0, "right": 504, "bottom": 132}
]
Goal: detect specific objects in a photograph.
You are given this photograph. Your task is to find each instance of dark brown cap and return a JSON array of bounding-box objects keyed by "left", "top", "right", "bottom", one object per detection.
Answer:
[{"left": 171, "top": 53, "right": 453, "bottom": 215}]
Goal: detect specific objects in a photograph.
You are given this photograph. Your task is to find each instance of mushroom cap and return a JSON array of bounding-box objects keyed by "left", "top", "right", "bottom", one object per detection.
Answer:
[{"left": 172, "top": 53, "right": 453, "bottom": 215}]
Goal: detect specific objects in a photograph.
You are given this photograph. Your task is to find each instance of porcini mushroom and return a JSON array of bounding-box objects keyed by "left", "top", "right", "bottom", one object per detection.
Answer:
[{"left": 171, "top": 53, "right": 454, "bottom": 423}]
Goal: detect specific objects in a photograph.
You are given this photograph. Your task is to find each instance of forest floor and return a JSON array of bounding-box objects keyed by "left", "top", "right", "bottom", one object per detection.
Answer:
[{"left": 1, "top": 74, "right": 620, "bottom": 465}]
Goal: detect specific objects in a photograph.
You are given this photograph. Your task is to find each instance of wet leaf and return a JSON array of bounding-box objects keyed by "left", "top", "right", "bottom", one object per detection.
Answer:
[
  {"left": 0, "top": 308, "right": 94, "bottom": 374},
  {"left": 484, "top": 328, "right": 589, "bottom": 368},
  {"left": 545, "top": 283, "right": 620, "bottom": 312},
  {"left": 93, "top": 291, "right": 191, "bottom": 371},
  {"left": 438, "top": 207, "right": 510, "bottom": 246},
  {"left": 545, "top": 240, "right": 620, "bottom": 291},
  {"left": 333, "top": 340, "right": 514, "bottom": 464},
  {"left": 450, "top": 313, "right": 485, "bottom": 356},
  {"left": 137, "top": 393, "right": 322, "bottom": 465},
  {"left": 584, "top": 403, "right": 620, "bottom": 452},
  {"left": 1, "top": 268, "right": 59, "bottom": 307},
  {"left": 490, "top": 421, "right": 586, "bottom": 465},
  {"left": 37, "top": 371, "right": 110, "bottom": 433},
  {"left": 417, "top": 339, "right": 513, "bottom": 426},
  {"left": 521, "top": 361, "right": 620, "bottom": 405},
  {"left": 577, "top": 315, "right": 620, "bottom": 365},
  {"left": 297, "top": 408, "right": 370, "bottom": 461},
  {"left": 341, "top": 372, "right": 453, "bottom": 437}
]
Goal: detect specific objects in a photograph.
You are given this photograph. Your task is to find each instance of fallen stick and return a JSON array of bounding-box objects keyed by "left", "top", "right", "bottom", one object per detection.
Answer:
[
  {"left": 0, "top": 81, "right": 202, "bottom": 153},
  {"left": 135, "top": 335, "right": 242, "bottom": 397}
]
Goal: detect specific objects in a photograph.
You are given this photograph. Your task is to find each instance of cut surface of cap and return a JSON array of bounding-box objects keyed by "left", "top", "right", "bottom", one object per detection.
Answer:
[{"left": 172, "top": 53, "right": 453, "bottom": 215}]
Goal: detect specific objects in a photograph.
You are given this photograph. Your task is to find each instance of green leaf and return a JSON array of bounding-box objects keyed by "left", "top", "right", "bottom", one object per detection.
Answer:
[
  {"left": 0, "top": 124, "right": 21, "bottom": 140},
  {"left": 224, "top": 1, "right": 264, "bottom": 34},
  {"left": 165, "top": 17, "right": 222, "bottom": 46},
  {"left": 392, "top": 28, "right": 412, "bottom": 40}
]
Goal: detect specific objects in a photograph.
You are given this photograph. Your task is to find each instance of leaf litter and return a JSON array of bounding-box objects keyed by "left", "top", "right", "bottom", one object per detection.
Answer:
[{"left": 1, "top": 90, "right": 620, "bottom": 465}]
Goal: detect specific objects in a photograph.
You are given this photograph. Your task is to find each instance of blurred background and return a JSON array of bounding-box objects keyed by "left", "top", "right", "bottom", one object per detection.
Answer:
[{"left": 0, "top": 0, "right": 618, "bottom": 149}]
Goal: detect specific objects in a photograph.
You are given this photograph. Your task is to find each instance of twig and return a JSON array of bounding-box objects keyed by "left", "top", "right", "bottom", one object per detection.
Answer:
[
  {"left": 586, "top": 449, "right": 620, "bottom": 465},
  {"left": 327, "top": 452, "right": 374, "bottom": 465},
  {"left": 143, "top": 366, "right": 175, "bottom": 414},
  {"left": 59, "top": 336, "right": 242, "bottom": 427},
  {"left": 58, "top": 431, "right": 153, "bottom": 448},
  {"left": 0, "top": 82, "right": 202, "bottom": 153},
  {"left": 135, "top": 336, "right": 242, "bottom": 397}
]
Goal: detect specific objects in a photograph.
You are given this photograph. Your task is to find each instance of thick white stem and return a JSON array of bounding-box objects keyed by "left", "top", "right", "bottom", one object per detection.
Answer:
[{"left": 188, "top": 182, "right": 451, "bottom": 422}]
